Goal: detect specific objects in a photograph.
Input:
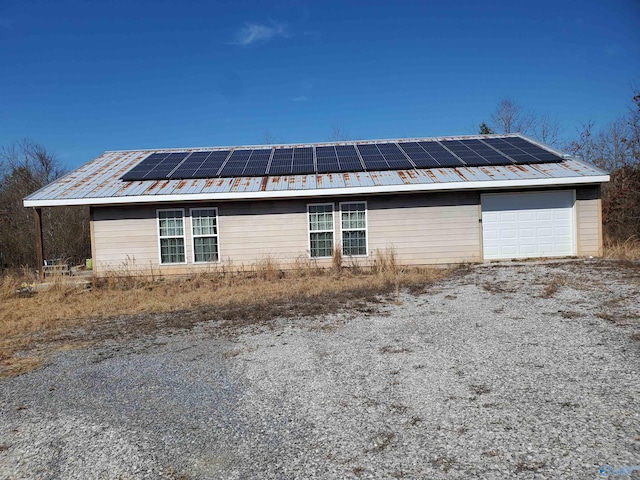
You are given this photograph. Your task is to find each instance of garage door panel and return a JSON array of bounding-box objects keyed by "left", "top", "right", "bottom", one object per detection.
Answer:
[
  {"left": 520, "top": 245, "right": 535, "bottom": 255},
  {"left": 482, "top": 191, "right": 575, "bottom": 260},
  {"left": 519, "top": 228, "right": 535, "bottom": 239},
  {"left": 484, "top": 212, "right": 498, "bottom": 223},
  {"left": 536, "top": 227, "right": 553, "bottom": 238},
  {"left": 519, "top": 212, "right": 535, "bottom": 222},
  {"left": 536, "top": 211, "right": 554, "bottom": 221},
  {"left": 484, "top": 231, "right": 499, "bottom": 241}
]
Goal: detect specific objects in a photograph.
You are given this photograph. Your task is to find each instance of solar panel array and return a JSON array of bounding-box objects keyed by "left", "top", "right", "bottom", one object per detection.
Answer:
[{"left": 120, "top": 137, "right": 564, "bottom": 181}]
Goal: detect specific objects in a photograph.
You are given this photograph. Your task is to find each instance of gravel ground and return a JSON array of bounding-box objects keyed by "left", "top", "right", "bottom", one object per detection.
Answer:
[{"left": 1, "top": 260, "right": 639, "bottom": 479}]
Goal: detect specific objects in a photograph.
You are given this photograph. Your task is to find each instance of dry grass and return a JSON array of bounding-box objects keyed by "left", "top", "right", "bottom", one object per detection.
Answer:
[
  {"left": 604, "top": 237, "right": 640, "bottom": 261},
  {"left": 540, "top": 275, "right": 567, "bottom": 298},
  {"left": 0, "top": 250, "right": 451, "bottom": 379}
]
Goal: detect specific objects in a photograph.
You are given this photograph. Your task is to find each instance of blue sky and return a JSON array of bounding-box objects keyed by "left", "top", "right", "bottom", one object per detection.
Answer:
[{"left": 1, "top": 0, "right": 639, "bottom": 169}]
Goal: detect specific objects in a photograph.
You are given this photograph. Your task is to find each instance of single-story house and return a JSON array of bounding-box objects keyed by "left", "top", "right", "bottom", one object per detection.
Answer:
[{"left": 24, "top": 134, "right": 609, "bottom": 276}]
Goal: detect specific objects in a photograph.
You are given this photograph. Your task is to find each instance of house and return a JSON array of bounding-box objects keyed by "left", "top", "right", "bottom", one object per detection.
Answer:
[{"left": 23, "top": 134, "right": 609, "bottom": 277}]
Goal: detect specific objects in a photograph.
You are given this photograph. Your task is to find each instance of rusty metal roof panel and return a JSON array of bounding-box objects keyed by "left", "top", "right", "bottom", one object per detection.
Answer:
[
  {"left": 478, "top": 163, "right": 562, "bottom": 182},
  {"left": 177, "top": 179, "right": 207, "bottom": 195},
  {"left": 315, "top": 173, "right": 346, "bottom": 190},
  {"left": 427, "top": 168, "right": 466, "bottom": 184},
  {"left": 342, "top": 171, "right": 374, "bottom": 187},
  {"left": 199, "top": 177, "right": 233, "bottom": 194},
  {"left": 451, "top": 167, "right": 494, "bottom": 182},
  {"left": 23, "top": 136, "right": 610, "bottom": 207},
  {"left": 532, "top": 160, "right": 582, "bottom": 177},
  {"left": 369, "top": 170, "right": 405, "bottom": 187}
]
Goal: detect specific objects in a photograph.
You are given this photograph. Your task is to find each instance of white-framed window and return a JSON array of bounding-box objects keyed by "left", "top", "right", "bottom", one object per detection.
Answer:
[
  {"left": 340, "top": 201, "right": 368, "bottom": 256},
  {"left": 308, "top": 203, "right": 334, "bottom": 258},
  {"left": 191, "top": 208, "right": 219, "bottom": 263},
  {"left": 157, "top": 209, "right": 186, "bottom": 264}
]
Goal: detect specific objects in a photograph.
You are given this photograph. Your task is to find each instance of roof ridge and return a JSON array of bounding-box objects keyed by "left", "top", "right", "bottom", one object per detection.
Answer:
[{"left": 105, "top": 133, "right": 522, "bottom": 153}]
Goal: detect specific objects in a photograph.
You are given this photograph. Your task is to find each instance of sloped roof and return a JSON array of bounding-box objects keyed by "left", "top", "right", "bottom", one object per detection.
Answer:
[{"left": 24, "top": 134, "right": 609, "bottom": 207}]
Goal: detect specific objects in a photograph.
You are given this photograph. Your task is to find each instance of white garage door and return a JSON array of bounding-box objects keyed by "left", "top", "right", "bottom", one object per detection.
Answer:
[{"left": 482, "top": 191, "right": 576, "bottom": 260}]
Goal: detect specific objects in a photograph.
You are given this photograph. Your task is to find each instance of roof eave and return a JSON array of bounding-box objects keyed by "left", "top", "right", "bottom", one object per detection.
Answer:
[{"left": 23, "top": 174, "right": 610, "bottom": 208}]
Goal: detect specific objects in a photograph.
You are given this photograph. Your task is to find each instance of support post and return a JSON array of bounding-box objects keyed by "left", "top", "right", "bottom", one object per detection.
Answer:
[{"left": 34, "top": 208, "right": 44, "bottom": 280}]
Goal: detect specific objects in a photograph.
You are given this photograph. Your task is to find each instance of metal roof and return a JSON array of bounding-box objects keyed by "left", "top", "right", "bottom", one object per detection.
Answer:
[{"left": 23, "top": 134, "right": 609, "bottom": 208}]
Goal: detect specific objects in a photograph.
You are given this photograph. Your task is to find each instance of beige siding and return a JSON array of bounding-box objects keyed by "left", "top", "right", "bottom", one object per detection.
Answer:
[
  {"left": 367, "top": 193, "right": 481, "bottom": 265},
  {"left": 93, "top": 206, "right": 162, "bottom": 274},
  {"left": 576, "top": 198, "right": 603, "bottom": 256},
  {"left": 91, "top": 193, "right": 482, "bottom": 275},
  {"left": 90, "top": 186, "right": 603, "bottom": 275}
]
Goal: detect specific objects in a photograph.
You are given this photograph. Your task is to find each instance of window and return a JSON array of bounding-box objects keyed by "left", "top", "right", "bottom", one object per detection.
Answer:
[
  {"left": 308, "top": 204, "right": 334, "bottom": 258},
  {"left": 191, "top": 208, "right": 219, "bottom": 263},
  {"left": 340, "top": 202, "right": 367, "bottom": 256},
  {"left": 158, "top": 209, "right": 186, "bottom": 264}
]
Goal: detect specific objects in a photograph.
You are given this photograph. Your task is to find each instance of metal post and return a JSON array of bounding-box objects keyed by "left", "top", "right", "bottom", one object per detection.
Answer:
[{"left": 34, "top": 208, "right": 44, "bottom": 280}]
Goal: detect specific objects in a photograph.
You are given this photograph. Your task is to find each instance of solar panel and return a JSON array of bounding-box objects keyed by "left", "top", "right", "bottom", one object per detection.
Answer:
[
  {"left": 335, "top": 145, "right": 364, "bottom": 171},
  {"left": 439, "top": 141, "right": 492, "bottom": 167},
  {"left": 142, "top": 152, "right": 191, "bottom": 179},
  {"left": 170, "top": 152, "right": 212, "bottom": 179},
  {"left": 376, "top": 143, "right": 414, "bottom": 169},
  {"left": 316, "top": 158, "right": 340, "bottom": 173},
  {"left": 218, "top": 149, "right": 252, "bottom": 177},
  {"left": 121, "top": 136, "right": 566, "bottom": 181},
  {"left": 398, "top": 142, "right": 441, "bottom": 168},
  {"left": 418, "top": 142, "right": 465, "bottom": 168},
  {"left": 501, "top": 138, "right": 562, "bottom": 162},
  {"left": 291, "top": 163, "right": 315, "bottom": 175},
  {"left": 482, "top": 137, "right": 562, "bottom": 164},
  {"left": 191, "top": 151, "right": 231, "bottom": 178},
  {"left": 268, "top": 148, "right": 293, "bottom": 174},
  {"left": 316, "top": 146, "right": 338, "bottom": 158},
  {"left": 356, "top": 144, "right": 381, "bottom": 155},
  {"left": 291, "top": 147, "right": 314, "bottom": 175},
  {"left": 121, "top": 153, "right": 169, "bottom": 181},
  {"left": 356, "top": 145, "right": 388, "bottom": 171},
  {"left": 241, "top": 149, "right": 271, "bottom": 176}
]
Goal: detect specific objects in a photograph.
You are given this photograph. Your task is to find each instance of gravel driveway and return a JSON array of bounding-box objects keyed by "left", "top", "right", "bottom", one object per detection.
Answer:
[{"left": 1, "top": 260, "right": 639, "bottom": 479}]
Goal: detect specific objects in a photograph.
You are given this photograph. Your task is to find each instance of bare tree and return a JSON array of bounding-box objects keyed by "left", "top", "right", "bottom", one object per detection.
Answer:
[
  {"left": 262, "top": 131, "right": 284, "bottom": 145},
  {"left": 566, "top": 90, "right": 640, "bottom": 242},
  {"left": 490, "top": 98, "right": 536, "bottom": 134},
  {"left": 534, "top": 113, "right": 563, "bottom": 147},
  {"left": 0, "top": 140, "right": 90, "bottom": 269},
  {"left": 328, "top": 126, "right": 350, "bottom": 141},
  {"left": 568, "top": 116, "right": 637, "bottom": 171}
]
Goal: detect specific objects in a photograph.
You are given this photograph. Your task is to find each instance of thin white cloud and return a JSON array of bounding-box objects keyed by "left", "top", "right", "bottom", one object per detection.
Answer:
[
  {"left": 291, "top": 96, "right": 308, "bottom": 102},
  {"left": 232, "top": 21, "right": 288, "bottom": 46}
]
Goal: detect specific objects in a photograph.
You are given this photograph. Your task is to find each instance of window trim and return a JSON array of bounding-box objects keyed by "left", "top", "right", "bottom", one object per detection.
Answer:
[
  {"left": 339, "top": 201, "right": 369, "bottom": 257},
  {"left": 307, "top": 202, "right": 335, "bottom": 259},
  {"left": 157, "top": 208, "right": 187, "bottom": 265},
  {"left": 190, "top": 207, "right": 221, "bottom": 264}
]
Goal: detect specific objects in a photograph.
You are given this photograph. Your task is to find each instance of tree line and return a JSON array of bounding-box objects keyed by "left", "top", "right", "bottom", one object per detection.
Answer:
[
  {"left": 1, "top": 92, "right": 638, "bottom": 270},
  {"left": 0, "top": 140, "right": 90, "bottom": 271}
]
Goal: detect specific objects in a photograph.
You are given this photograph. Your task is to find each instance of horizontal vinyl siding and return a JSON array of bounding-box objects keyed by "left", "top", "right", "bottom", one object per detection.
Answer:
[
  {"left": 219, "top": 200, "right": 309, "bottom": 263},
  {"left": 93, "top": 206, "right": 162, "bottom": 274},
  {"left": 91, "top": 195, "right": 483, "bottom": 274},
  {"left": 577, "top": 198, "right": 602, "bottom": 256},
  {"left": 367, "top": 193, "right": 481, "bottom": 264}
]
